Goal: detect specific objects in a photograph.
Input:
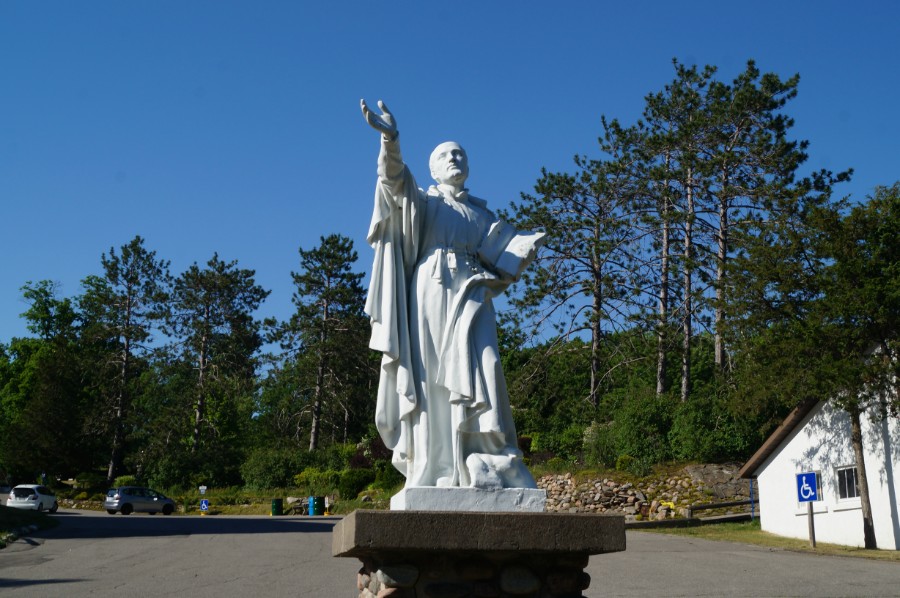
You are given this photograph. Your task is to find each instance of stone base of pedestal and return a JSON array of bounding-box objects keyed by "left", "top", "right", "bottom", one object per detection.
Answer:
[
  {"left": 333, "top": 510, "right": 625, "bottom": 598},
  {"left": 390, "top": 486, "right": 547, "bottom": 512}
]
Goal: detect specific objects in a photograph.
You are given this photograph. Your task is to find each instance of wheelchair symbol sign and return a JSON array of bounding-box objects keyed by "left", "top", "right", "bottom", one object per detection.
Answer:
[
  {"left": 200, "top": 499, "right": 210, "bottom": 511},
  {"left": 796, "top": 472, "right": 818, "bottom": 502}
]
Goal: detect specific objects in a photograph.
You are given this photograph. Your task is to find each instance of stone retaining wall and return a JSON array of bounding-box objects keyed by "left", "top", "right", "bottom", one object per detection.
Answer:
[{"left": 538, "top": 463, "right": 752, "bottom": 521}]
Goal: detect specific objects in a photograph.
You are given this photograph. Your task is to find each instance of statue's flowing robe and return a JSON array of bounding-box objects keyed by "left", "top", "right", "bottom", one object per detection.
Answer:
[{"left": 365, "top": 136, "right": 536, "bottom": 488}]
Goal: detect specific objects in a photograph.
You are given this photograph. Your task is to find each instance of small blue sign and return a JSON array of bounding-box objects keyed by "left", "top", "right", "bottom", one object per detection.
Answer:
[
  {"left": 200, "top": 499, "right": 210, "bottom": 511},
  {"left": 796, "top": 472, "right": 818, "bottom": 502}
]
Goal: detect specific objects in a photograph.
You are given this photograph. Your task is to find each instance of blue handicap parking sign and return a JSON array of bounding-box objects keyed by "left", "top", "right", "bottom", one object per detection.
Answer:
[
  {"left": 200, "top": 499, "right": 210, "bottom": 511},
  {"left": 796, "top": 472, "right": 818, "bottom": 502}
]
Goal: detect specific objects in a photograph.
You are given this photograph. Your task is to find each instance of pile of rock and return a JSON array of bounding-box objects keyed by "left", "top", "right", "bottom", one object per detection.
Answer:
[{"left": 537, "top": 464, "right": 752, "bottom": 521}]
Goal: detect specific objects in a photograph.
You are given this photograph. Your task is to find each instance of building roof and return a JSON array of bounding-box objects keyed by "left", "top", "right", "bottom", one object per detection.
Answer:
[{"left": 738, "top": 398, "right": 820, "bottom": 479}]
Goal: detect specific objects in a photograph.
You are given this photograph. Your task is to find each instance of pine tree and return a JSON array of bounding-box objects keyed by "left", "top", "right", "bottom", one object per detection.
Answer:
[
  {"left": 164, "top": 254, "right": 269, "bottom": 481},
  {"left": 79, "top": 236, "right": 170, "bottom": 483},
  {"left": 274, "top": 234, "right": 371, "bottom": 450}
]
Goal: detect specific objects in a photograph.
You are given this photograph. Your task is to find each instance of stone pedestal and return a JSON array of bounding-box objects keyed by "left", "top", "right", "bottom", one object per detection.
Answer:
[
  {"left": 333, "top": 510, "right": 626, "bottom": 598},
  {"left": 390, "top": 486, "right": 546, "bottom": 512}
]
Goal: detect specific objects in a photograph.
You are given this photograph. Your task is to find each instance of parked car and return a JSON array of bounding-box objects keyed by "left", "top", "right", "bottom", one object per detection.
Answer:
[
  {"left": 104, "top": 486, "right": 176, "bottom": 515},
  {"left": 6, "top": 484, "right": 59, "bottom": 513}
]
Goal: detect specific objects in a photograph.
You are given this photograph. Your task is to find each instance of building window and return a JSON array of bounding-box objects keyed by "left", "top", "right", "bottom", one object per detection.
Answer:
[{"left": 837, "top": 466, "right": 859, "bottom": 500}]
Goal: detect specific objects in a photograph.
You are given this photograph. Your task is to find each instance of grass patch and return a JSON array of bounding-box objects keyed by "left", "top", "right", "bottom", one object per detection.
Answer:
[
  {"left": 0, "top": 505, "right": 59, "bottom": 548},
  {"left": 645, "top": 519, "right": 900, "bottom": 562}
]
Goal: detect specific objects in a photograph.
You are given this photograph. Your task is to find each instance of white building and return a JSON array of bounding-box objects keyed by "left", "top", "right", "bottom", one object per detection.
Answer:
[{"left": 739, "top": 399, "right": 900, "bottom": 549}]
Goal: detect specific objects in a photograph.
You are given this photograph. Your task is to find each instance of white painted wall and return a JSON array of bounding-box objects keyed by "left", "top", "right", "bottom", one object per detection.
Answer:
[{"left": 755, "top": 402, "right": 900, "bottom": 550}]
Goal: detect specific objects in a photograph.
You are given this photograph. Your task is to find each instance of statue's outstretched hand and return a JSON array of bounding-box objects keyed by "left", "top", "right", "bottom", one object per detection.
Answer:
[{"left": 361, "top": 99, "right": 397, "bottom": 139}]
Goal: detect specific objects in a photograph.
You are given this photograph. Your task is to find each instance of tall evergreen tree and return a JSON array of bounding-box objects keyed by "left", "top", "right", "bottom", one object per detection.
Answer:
[
  {"left": 165, "top": 253, "right": 269, "bottom": 472},
  {"left": 641, "top": 61, "right": 716, "bottom": 402},
  {"left": 272, "top": 234, "right": 371, "bottom": 450},
  {"left": 506, "top": 118, "right": 644, "bottom": 406},
  {"left": 79, "top": 236, "right": 170, "bottom": 483},
  {"left": 726, "top": 182, "right": 900, "bottom": 549}
]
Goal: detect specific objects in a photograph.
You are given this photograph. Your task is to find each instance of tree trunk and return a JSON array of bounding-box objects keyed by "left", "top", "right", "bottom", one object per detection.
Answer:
[
  {"left": 107, "top": 307, "right": 132, "bottom": 484},
  {"left": 192, "top": 326, "right": 209, "bottom": 454},
  {"left": 715, "top": 167, "right": 729, "bottom": 370},
  {"left": 849, "top": 407, "right": 877, "bottom": 548},
  {"left": 589, "top": 224, "right": 603, "bottom": 407},
  {"left": 681, "top": 168, "right": 694, "bottom": 403},
  {"left": 657, "top": 165, "right": 671, "bottom": 396},
  {"left": 309, "top": 360, "right": 324, "bottom": 451},
  {"left": 107, "top": 356, "right": 128, "bottom": 482},
  {"left": 309, "top": 297, "right": 329, "bottom": 451}
]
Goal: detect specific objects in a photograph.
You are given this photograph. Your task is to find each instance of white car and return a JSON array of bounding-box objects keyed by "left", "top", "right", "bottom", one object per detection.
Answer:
[{"left": 6, "top": 484, "right": 59, "bottom": 513}]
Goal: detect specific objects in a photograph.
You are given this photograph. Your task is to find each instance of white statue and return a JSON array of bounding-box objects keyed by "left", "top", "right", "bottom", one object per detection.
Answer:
[{"left": 361, "top": 99, "right": 545, "bottom": 491}]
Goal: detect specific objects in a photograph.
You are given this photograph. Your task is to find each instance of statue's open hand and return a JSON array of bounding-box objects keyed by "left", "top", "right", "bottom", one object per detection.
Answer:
[{"left": 360, "top": 99, "right": 397, "bottom": 139}]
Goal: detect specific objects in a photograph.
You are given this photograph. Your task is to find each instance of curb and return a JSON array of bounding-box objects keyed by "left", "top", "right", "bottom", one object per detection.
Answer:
[{"left": 626, "top": 513, "right": 753, "bottom": 529}]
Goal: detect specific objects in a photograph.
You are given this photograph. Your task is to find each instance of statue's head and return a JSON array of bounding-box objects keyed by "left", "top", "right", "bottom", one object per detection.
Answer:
[{"left": 429, "top": 141, "right": 469, "bottom": 187}]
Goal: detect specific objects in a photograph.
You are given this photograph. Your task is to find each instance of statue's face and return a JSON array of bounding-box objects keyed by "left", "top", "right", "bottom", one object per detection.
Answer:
[{"left": 430, "top": 142, "right": 468, "bottom": 187}]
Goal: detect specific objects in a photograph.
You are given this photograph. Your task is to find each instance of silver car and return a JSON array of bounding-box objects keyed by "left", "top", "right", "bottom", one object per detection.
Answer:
[
  {"left": 6, "top": 484, "right": 59, "bottom": 513},
  {"left": 104, "top": 486, "right": 176, "bottom": 515}
]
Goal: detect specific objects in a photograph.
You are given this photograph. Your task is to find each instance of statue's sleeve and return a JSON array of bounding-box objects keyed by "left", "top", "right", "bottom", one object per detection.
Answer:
[{"left": 365, "top": 135, "right": 422, "bottom": 449}]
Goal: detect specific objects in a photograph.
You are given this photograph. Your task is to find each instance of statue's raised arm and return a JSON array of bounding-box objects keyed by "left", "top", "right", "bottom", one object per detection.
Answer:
[{"left": 360, "top": 99, "right": 398, "bottom": 140}]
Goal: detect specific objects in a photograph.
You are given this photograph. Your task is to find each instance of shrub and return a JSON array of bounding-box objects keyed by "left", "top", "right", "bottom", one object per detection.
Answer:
[
  {"left": 372, "top": 461, "right": 405, "bottom": 491},
  {"left": 615, "top": 454, "right": 635, "bottom": 472},
  {"left": 668, "top": 392, "right": 758, "bottom": 462},
  {"left": 583, "top": 421, "right": 616, "bottom": 468},
  {"left": 75, "top": 471, "right": 106, "bottom": 490},
  {"left": 114, "top": 475, "right": 138, "bottom": 487},
  {"left": 240, "top": 448, "right": 301, "bottom": 490},
  {"left": 338, "top": 469, "right": 376, "bottom": 500},
  {"left": 610, "top": 390, "right": 672, "bottom": 465},
  {"left": 293, "top": 468, "right": 340, "bottom": 496}
]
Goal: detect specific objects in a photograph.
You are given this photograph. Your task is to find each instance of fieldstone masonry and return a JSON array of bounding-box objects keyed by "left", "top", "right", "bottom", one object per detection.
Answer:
[
  {"left": 538, "top": 463, "right": 752, "bottom": 521},
  {"left": 333, "top": 510, "right": 625, "bottom": 598}
]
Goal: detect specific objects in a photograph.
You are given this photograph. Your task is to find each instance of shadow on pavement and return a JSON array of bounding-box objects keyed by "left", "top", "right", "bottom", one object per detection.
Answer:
[
  {"left": 0, "top": 578, "right": 86, "bottom": 588},
  {"left": 32, "top": 510, "right": 338, "bottom": 541}
]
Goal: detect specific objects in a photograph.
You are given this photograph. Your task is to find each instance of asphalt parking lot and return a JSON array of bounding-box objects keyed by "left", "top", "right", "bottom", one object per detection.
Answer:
[{"left": 1, "top": 510, "right": 897, "bottom": 597}]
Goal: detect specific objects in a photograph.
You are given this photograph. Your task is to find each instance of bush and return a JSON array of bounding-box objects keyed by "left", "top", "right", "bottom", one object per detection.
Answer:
[
  {"left": 372, "top": 461, "right": 405, "bottom": 491},
  {"left": 583, "top": 421, "right": 616, "bottom": 468},
  {"left": 75, "top": 471, "right": 106, "bottom": 490},
  {"left": 293, "top": 468, "right": 340, "bottom": 496},
  {"left": 240, "top": 448, "right": 301, "bottom": 490},
  {"left": 668, "top": 392, "right": 758, "bottom": 462},
  {"left": 338, "top": 469, "right": 376, "bottom": 500},
  {"left": 114, "top": 475, "right": 138, "bottom": 487},
  {"left": 615, "top": 454, "right": 634, "bottom": 472},
  {"left": 610, "top": 390, "right": 672, "bottom": 466}
]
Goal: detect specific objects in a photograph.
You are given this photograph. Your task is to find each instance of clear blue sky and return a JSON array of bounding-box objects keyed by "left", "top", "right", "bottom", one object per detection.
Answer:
[{"left": 2, "top": 1, "right": 898, "bottom": 342}]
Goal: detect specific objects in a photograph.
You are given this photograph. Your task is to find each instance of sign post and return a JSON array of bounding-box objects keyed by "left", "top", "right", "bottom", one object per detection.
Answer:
[{"left": 796, "top": 472, "right": 818, "bottom": 548}]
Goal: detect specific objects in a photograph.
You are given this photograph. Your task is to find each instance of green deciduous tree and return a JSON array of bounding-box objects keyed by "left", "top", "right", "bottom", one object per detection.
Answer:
[{"left": 0, "top": 282, "right": 98, "bottom": 479}]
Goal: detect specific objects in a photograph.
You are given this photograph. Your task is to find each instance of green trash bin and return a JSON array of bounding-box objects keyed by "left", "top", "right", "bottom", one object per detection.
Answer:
[
  {"left": 308, "top": 496, "right": 325, "bottom": 516},
  {"left": 271, "top": 498, "right": 283, "bottom": 517}
]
